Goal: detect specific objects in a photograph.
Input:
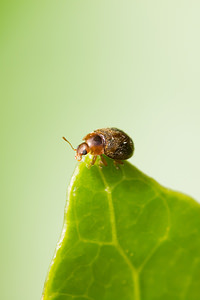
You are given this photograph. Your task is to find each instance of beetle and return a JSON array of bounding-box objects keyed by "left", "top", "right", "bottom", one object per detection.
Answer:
[{"left": 62, "top": 127, "right": 134, "bottom": 166}]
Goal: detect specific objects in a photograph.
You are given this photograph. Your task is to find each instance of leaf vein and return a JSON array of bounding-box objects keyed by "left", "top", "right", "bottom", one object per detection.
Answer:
[{"left": 98, "top": 168, "right": 141, "bottom": 300}]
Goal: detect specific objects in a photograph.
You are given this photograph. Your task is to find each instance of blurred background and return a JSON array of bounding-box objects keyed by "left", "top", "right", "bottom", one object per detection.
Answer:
[{"left": 1, "top": 0, "right": 200, "bottom": 299}]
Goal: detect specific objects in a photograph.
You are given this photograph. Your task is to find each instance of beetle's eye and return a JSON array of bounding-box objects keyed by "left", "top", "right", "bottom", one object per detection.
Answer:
[{"left": 82, "top": 149, "right": 87, "bottom": 155}]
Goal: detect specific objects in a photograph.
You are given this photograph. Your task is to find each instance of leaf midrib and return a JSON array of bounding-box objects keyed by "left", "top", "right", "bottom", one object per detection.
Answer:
[{"left": 98, "top": 167, "right": 141, "bottom": 300}]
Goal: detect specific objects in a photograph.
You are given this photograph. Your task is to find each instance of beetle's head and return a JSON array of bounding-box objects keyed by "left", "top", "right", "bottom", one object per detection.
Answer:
[
  {"left": 75, "top": 142, "right": 90, "bottom": 161},
  {"left": 62, "top": 137, "right": 90, "bottom": 161}
]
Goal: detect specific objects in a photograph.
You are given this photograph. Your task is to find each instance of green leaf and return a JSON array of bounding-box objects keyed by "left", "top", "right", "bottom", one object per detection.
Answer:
[{"left": 42, "top": 155, "right": 200, "bottom": 300}]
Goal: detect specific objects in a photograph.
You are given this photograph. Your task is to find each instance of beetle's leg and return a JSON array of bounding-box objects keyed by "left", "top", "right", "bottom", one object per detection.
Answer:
[
  {"left": 100, "top": 155, "right": 107, "bottom": 167},
  {"left": 114, "top": 160, "right": 124, "bottom": 169},
  {"left": 90, "top": 155, "right": 97, "bottom": 166}
]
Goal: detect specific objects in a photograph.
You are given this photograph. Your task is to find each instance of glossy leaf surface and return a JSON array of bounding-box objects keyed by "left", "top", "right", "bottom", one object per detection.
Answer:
[{"left": 42, "top": 156, "right": 200, "bottom": 300}]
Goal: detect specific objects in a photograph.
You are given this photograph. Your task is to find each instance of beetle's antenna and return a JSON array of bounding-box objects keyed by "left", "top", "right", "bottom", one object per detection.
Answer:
[{"left": 62, "top": 136, "right": 76, "bottom": 151}]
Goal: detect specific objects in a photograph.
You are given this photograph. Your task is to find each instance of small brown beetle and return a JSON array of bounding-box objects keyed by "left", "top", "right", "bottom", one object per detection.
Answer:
[{"left": 62, "top": 127, "right": 134, "bottom": 166}]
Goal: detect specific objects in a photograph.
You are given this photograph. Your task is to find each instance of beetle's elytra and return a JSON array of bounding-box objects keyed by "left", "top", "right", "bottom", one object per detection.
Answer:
[{"left": 63, "top": 127, "right": 134, "bottom": 166}]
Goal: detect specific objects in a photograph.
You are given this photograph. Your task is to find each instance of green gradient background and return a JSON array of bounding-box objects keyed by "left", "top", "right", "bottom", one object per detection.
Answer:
[{"left": 1, "top": 1, "right": 200, "bottom": 300}]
